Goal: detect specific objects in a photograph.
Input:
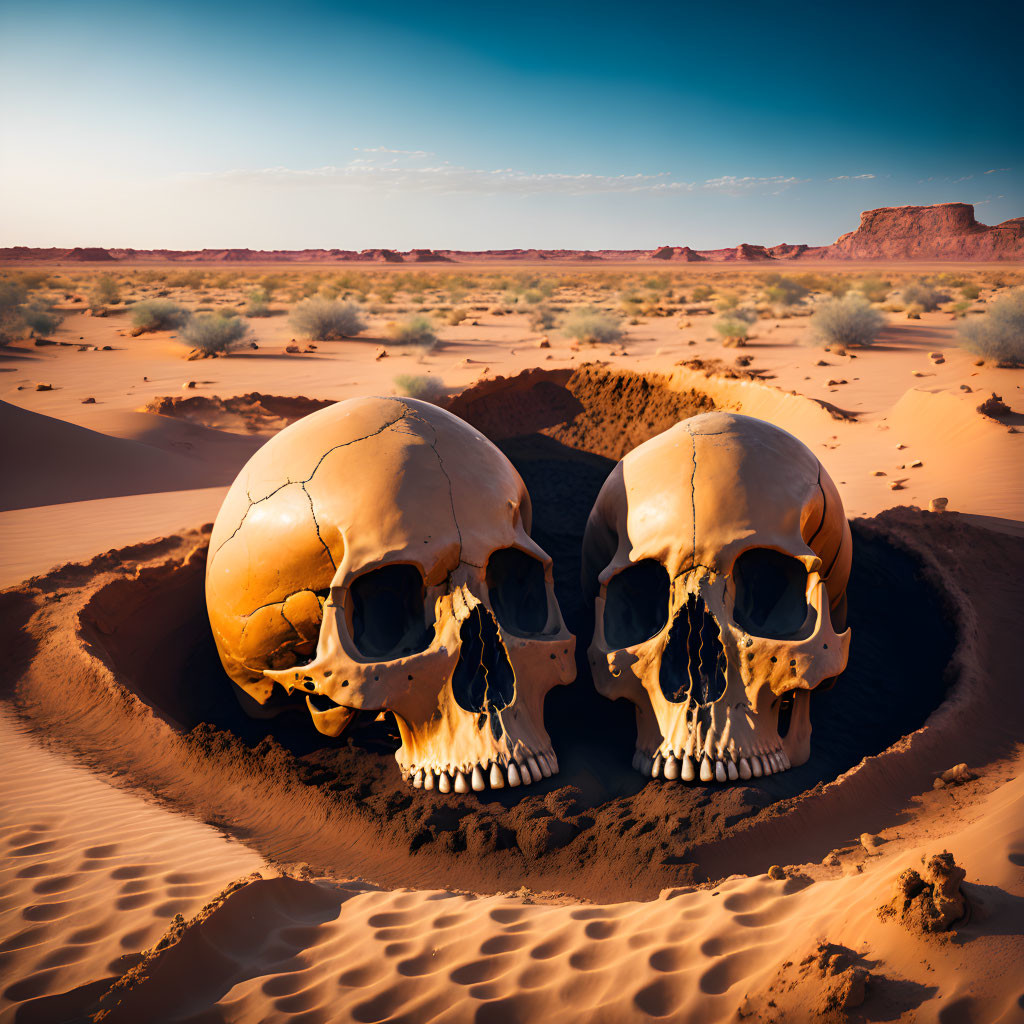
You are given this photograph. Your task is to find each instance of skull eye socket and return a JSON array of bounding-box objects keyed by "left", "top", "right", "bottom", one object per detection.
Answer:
[
  {"left": 732, "top": 548, "right": 809, "bottom": 639},
  {"left": 486, "top": 547, "right": 549, "bottom": 636},
  {"left": 349, "top": 564, "right": 434, "bottom": 660},
  {"left": 603, "top": 559, "right": 670, "bottom": 648}
]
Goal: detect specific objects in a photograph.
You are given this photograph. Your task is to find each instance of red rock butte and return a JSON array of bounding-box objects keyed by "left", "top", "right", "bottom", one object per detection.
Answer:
[{"left": 3, "top": 203, "right": 1021, "bottom": 264}]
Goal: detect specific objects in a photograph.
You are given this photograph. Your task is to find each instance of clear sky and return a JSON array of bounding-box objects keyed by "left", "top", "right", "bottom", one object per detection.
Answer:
[{"left": 1, "top": 0, "right": 1021, "bottom": 250}]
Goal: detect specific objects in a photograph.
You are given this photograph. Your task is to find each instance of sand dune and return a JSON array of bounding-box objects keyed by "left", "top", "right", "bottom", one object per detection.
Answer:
[{"left": 0, "top": 401, "right": 260, "bottom": 512}]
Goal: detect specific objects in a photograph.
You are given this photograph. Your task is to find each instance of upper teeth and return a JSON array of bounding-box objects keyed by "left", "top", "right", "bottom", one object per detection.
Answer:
[
  {"left": 632, "top": 748, "right": 790, "bottom": 782},
  {"left": 405, "top": 751, "right": 558, "bottom": 793}
]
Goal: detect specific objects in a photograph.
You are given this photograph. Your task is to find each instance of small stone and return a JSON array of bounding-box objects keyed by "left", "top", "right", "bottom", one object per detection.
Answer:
[
  {"left": 872, "top": 470, "right": 887, "bottom": 477},
  {"left": 929, "top": 497, "right": 949, "bottom": 512},
  {"left": 35, "top": 382, "right": 53, "bottom": 391},
  {"left": 860, "top": 832, "right": 885, "bottom": 852},
  {"left": 929, "top": 351, "right": 944, "bottom": 361},
  {"left": 375, "top": 346, "right": 388, "bottom": 360},
  {"left": 82, "top": 396, "right": 96, "bottom": 404},
  {"left": 960, "top": 384, "right": 972, "bottom": 392},
  {"left": 536, "top": 337, "right": 550, "bottom": 348},
  {"left": 285, "top": 344, "right": 301, "bottom": 354},
  {"left": 933, "top": 777, "right": 947, "bottom": 789},
  {"left": 889, "top": 480, "right": 906, "bottom": 491},
  {"left": 910, "top": 460, "right": 923, "bottom": 468},
  {"left": 827, "top": 379, "right": 848, "bottom": 386},
  {"left": 896, "top": 443, "right": 907, "bottom": 450},
  {"left": 183, "top": 381, "right": 196, "bottom": 389}
]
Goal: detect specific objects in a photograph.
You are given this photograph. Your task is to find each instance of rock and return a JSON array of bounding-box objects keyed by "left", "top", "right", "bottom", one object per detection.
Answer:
[
  {"left": 183, "top": 381, "right": 196, "bottom": 389},
  {"left": 375, "top": 346, "right": 388, "bottom": 360},
  {"left": 960, "top": 384, "right": 972, "bottom": 392},
  {"left": 35, "top": 382, "right": 53, "bottom": 391},
  {"left": 872, "top": 470, "right": 887, "bottom": 476},
  {"left": 82, "top": 396, "right": 96, "bottom": 404},
  {"left": 816, "top": 359, "right": 831, "bottom": 366},
  {"left": 879, "top": 851, "right": 967, "bottom": 934},
  {"left": 978, "top": 393, "right": 1012, "bottom": 418},
  {"left": 86, "top": 307, "right": 108, "bottom": 317},
  {"left": 101, "top": 345, "right": 113, "bottom": 351},
  {"left": 285, "top": 344, "right": 301, "bottom": 354},
  {"left": 826, "top": 379, "right": 847, "bottom": 386},
  {"left": 827, "top": 203, "right": 1024, "bottom": 260},
  {"left": 768, "top": 865, "right": 786, "bottom": 880},
  {"left": 940, "top": 763, "right": 976, "bottom": 786},
  {"left": 860, "top": 832, "right": 885, "bottom": 852},
  {"left": 130, "top": 326, "right": 146, "bottom": 337},
  {"left": 889, "top": 480, "right": 906, "bottom": 491},
  {"left": 822, "top": 851, "right": 841, "bottom": 867},
  {"left": 911, "top": 459, "right": 924, "bottom": 468},
  {"left": 536, "top": 337, "right": 550, "bottom": 348},
  {"left": 929, "top": 497, "right": 949, "bottom": 512}
]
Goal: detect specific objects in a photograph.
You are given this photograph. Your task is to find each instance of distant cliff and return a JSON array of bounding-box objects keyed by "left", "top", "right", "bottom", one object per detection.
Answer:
[
  {"left": 823, "top": 204, "right": 1024, "bottom": 260},
  {"left": 3, "top": 204, "right": 1021, "bottom": 263}
]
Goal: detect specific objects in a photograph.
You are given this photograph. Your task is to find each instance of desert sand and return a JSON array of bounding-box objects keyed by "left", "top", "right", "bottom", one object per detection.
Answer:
[{"left": 2, "top": 260, "right": 1023, "bottom": 1023}]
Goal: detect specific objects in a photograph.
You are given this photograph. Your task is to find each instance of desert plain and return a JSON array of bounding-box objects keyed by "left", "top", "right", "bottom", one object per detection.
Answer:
[{"left": 1, "top": 250, "right": 1023, "bottom": 1023}]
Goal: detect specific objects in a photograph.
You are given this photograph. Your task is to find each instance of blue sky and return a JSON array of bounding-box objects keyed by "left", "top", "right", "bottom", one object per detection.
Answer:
[{"left": 1, "top": 0, "right": 1021, "bottom": 248}]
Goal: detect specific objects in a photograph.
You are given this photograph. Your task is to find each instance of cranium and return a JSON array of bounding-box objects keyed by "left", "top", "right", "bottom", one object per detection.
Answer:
[
  {"left": 206, "top": 396, "right": 575, "bottom": 794},
  {"left": 582, "top": 411, "right": 851, "bottom": 783}
]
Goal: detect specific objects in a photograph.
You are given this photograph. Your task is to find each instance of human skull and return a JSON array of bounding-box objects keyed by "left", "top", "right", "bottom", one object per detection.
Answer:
[
  {"left": 582, "top": 411, "right": 851, "bottom": 783},
  {"left": 207, "top": 396, "right": 575, "bottom": 794}
]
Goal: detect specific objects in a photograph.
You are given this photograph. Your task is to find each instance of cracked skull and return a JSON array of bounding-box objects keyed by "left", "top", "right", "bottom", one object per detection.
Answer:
[
  {"left": 582, "top": 411, "right": 851, "bottom": 784},
  {"left": 206, "top": 396, "right": 575, "bottom": 794}
]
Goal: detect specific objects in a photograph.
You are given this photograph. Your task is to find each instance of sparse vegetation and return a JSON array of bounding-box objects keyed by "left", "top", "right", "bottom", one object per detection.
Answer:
[
  {"left": 714, "top": 317, "right": 751, "bottom": 346},
  {"left": 529, "top": 305, "right": 557, "bottom": 332},
  {"left": 244, "top": 290, "right": 271, "bottom": 317},
  {"left": 959, "top": 290, "right": 1024, "bottom": 366},
  {"left": 856, "top": 276, "right": 891, "bottom": 303},
  {"left": 289, "top": 297, "right": 366, "bottom": 340},
  {"left": 811, "top": 293, "right": 886, "bottom": 348},
  {"left": 446, "top": 307, "right": 469, "bottom": 326},
  {"left": 690, "top": 285, "right": 714, "bottom": 303},
  {"left": 901, "top": 280, "right": 947, "bottom": 312},
  {"left": 0, "top": 279, "right": 29, "bottom": 345},
  {"left": 22, "top": 303, "right": 64, "bottom": 337},
  {"left": 762, "top": 275, "right": 809, "bottom": 308},
  {"left": 90, "top": 274, "right": 121, "bottom": 306},
  {"left": 393, "top": 374, "right": 447, "bottom": 403},
  {"left": 961, "top": 282, "right": 981, "bottom": 301},
  {"left": 130, "top": 299, "right": 190, "bottom": 332},
  {"left": 560, "top": 305, "right": 623, "bottom": 345},
  {"left": 388, "top": 314, "right": 438, "bottom": 348},
  {"left": 180, "top": 311, "right": 249, "bottom": 355}
]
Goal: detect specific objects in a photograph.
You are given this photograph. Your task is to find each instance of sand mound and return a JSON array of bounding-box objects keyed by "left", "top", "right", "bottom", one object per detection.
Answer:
[
  {"left": 0, "top": 401, "right": 261, "bottom": 511},
  {"left": 143, "top": 392, "right": 336, "bottom": 434}
]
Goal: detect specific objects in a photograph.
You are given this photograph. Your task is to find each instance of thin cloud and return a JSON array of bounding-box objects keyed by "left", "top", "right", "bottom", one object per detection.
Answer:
[
  {"left": 984, "top": 167, "right": 1010, "bottom": 174},
  {"left": 829, "top": 173, "right": 876, "bottom": 181},
  {"left": 196, "top": 157, "right": 816, "bottom": 198}
]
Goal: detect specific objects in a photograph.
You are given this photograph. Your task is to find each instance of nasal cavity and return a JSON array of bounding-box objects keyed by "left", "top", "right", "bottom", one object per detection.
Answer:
[
  {"left": 451, "top": 605, "right": 516, "bottom": 716},
  {"left": 659, "top": 594, "right": 727, "bottom": 705}
]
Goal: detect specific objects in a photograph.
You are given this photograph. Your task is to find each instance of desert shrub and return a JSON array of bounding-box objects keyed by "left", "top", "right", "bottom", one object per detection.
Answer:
[
  {"left": 447, "top": 307, "right": 469, "bottom": 326},
  {"left": 961, "top": 282, "right": 981, "bottom": 301},
  {"left": 811, "top": 293, "right": 886, "bottom": 347},
  {"left": 690, "top": 285, "right": 713, "bottom": 302},
  {"left": 393, "top": 374, "right": 447, "bottom": 403},
  {"left": 130, "top": 299, "right": 190, "bottom": 332},
  {"left": 857, "top": 276, "right": 891, "bottom": 303},
  {"left": 901, "top": 280, "right": 947, "bottom": 312},
  {"left": 763, "top": 276, "right": 809, "bottom": 307},
  {"left": 905, "top": 303, "right": 923, "bottom": 320},
  {"left": 289, "top": 297, "right": 366, "bottom": 340},
  {"left": 180, "top": 311, "right": 248, "bottom": 355},
  {"left": 560, "top": 305, "right": 623, "bottom": 345},
  {"left": 0, "top": 280, "right": 29, "bottom": 344},
  {"left": 714, "top": 317, "right": 751, "bottom": 344},
  {"left": 166, "top": 269, "right": 206, "bottom": 289},
  {"left": 22, "top": 303, "right": 63, "bottom": 336},
  {"left": 244, "top": 290, "right": 271, "bottom": 317},
  {"left": 529, "top": 305, "right": 556, "bottom": 332},
  {"left": 388, "top": 314, "right": 438, "bottom": 348},
  {"left": 716, "top": 292, "right": 741, "bottom": 312},
  {"left": 90, "top": 274, "right": 121, "bottom": 306},
  {"left": 958, "top": 290, "right": 1024, "bottom": 366},
  {"left": 951, "top": 300, "right": 971, "bottom": 319}
]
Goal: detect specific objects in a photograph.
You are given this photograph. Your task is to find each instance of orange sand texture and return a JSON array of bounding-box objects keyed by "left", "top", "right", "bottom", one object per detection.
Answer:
[{"left": 2, "top": 263, "right": 1023, "bottom": 1023}]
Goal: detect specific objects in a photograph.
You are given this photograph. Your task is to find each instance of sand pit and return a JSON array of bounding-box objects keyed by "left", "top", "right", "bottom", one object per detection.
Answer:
[{"left": 1, "top": 370, "right": 993, "bottom": 903}]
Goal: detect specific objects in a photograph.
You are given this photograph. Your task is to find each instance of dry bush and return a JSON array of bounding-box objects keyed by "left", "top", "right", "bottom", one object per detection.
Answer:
[
  {"left": 959, "top": 290, "right": 1024, "bottom": 366},
  {"left": 393, "top": 374, "right": 447, "bottom": 403},
  {"left": 901, "top": 280, "right": 948, "bottom": 312},
  {"left": 130, "top": 299, "right": 190, "bottom": 332},
  {"left": 181, "top": 311, "right": 249, "bottom": 355},
  {"left": 289, "top": 297, "right": 366, "bottom": 340},
  {"left": 560, "top": 305, "right": 623, "bottom": 345},
  {"left": 811, "top": 293, "right": 885, "bottom": 348},
  {"left": 388, "top": 314, "right": 438, "bottom": 348},
  {"left": 244, "top": 290, "right": 271, "bottom": 317}
]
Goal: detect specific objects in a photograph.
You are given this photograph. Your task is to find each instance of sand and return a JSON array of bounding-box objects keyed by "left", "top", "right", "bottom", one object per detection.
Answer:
[{"left": 2, "top": 263, "right": 1023, "bottom": 1022}]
